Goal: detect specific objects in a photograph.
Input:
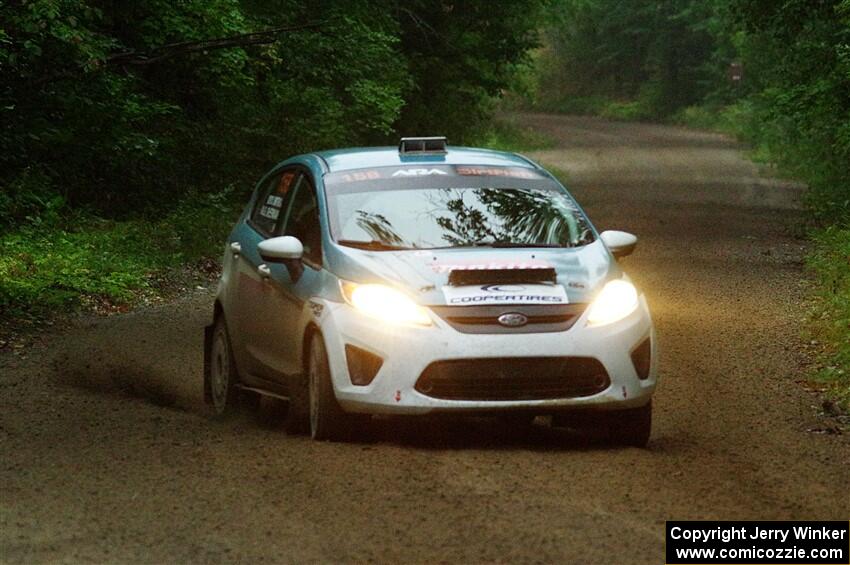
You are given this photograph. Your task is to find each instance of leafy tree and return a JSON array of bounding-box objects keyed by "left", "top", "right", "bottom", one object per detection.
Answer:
[
  {"left": 0, "top": 0, "right": 543, "bottom": 225},
  {"left": 733, "top": 0, "right": 850, "bottom": 222},
  {"left": 535, "top": 0, "right": 722, "bottom": 117},
  {"left": 394, "top": 0, "right": 547, "bottom": 141}
]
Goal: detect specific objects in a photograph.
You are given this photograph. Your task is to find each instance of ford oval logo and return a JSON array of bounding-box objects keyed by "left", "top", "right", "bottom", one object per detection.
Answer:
[{"left": 497, "top": 312, "right": 528, "bottom": 327}]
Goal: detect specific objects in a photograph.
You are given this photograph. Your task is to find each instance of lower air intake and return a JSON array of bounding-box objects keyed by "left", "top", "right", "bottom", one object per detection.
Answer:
[{"left": 415, "top": 357, "right": 610, "bottom": 401}]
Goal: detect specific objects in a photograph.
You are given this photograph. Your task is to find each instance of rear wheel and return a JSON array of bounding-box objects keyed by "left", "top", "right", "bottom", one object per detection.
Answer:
[
  {"left": 210, "top": 317, "right": 239, "bottom": 416},
  {"left": 307, "top": 333, "right": 360, "bottom": 441},
  {"left": 606, "top": 401, "right": 652, "bottom": 447}
]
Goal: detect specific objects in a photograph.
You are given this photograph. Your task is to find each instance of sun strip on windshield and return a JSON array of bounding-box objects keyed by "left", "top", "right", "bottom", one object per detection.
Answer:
[{"left": 325, "top": 165, "right": 547, "bottom": 186}]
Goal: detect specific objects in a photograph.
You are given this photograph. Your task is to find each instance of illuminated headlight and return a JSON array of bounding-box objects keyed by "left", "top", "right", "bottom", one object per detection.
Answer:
[
  {"left": 340, "top": 281, "right": 432, "bottom": 326},
  {"left": 586, "top": 280, "right": 639, "bottom": 326}
]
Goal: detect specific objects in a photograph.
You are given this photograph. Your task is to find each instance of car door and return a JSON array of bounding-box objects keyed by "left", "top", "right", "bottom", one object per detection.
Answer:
[
  {"left": 233, "top": 167, "right": 301, "bottom": 384},
  {"left": 271, "top": 172, "right": 325, "bottom": 378}
]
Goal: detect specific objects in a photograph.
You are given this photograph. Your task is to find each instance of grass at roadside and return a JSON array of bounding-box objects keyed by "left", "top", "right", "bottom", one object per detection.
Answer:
[
  {"left": 476, "top": 116, "right": 555, "bottom": 152},
  {"left": 0, "top": 189, "right": 241, "bottom": 337},
  {"left": 806, "top": 226, "right": 850, "bottom": 410}
]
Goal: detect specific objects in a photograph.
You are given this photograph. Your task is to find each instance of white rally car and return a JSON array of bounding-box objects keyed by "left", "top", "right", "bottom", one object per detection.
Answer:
[{"left": 204, "top": 137, "right": 658, "bottom": 444}]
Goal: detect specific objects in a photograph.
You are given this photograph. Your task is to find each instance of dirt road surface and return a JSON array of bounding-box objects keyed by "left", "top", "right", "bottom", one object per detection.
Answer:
[{"left": 2, "top": 114, "right": 848, "bottom": 564}]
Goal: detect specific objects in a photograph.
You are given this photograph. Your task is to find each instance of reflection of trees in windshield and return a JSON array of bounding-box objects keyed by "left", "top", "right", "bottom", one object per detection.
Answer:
[
  {"left": 434, "top": 188, "right": 591, "bottom": 247},
  {"left": 355, "top": 210, "right": 404, "bottom": 244},
  {"left": 435, "top": 195, "right": 497, "bottom": 246},
  {"left": 332, "top": 186, "right": 594, "bottom": 249}
]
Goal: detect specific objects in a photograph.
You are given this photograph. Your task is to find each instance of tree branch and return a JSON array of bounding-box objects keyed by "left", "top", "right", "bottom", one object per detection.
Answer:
[
  {"left": 105, "top": 20, "right": 330, "bottom": 66},
  {"left": 32, "top": 19, "right": 331, "bottom": 87}
]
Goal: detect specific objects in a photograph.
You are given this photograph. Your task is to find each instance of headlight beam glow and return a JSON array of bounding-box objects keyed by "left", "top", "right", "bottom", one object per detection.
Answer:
[
  {"left": 340, "top": 281, "right": 432, "bottom": 326},
  {"left": 586, "top": 279, "right": 639, "bottom": 326}
]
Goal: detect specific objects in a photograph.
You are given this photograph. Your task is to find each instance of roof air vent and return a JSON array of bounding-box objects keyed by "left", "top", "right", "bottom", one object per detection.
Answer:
[{"left": 399, "top": 136, "right": 447, "bottom": 154}]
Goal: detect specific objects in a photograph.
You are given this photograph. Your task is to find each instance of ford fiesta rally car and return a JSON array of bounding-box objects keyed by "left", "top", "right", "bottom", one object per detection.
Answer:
[{"left": 204, "top": 137, "right": 657, "bottom": 444}]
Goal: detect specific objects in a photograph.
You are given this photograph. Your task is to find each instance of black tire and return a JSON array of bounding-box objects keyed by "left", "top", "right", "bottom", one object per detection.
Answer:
[
  {"left": 284, "top": 372, "right": 310, "bottom": 434},
  {"left": 606, "top": 401, "right": 652, "bottom": 447},
  {"left": 209, "top": 316, "right": 240, "bottom": 416},
  {"left": 307, "top": 333, "right": 359, "bottom": 441},
  {"left": 240, "top": 388, "right": 262, "bottom": 411}
]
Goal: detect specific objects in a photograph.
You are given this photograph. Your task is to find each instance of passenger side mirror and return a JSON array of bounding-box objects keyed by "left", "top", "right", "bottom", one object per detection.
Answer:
[
  {"left": 258, "top": 236, "right": 303, "bottom": 263},
  {"left": 600, "top": 230, "right": 638, "bottom": 258}
]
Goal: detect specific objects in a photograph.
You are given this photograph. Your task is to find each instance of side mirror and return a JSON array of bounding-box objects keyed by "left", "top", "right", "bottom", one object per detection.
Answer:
[
  {"left": 258, "top": 236, "right": 303, "bottom": 263},
  {"left": 600, "top": 230, "right": 638, "bottom": 258}
]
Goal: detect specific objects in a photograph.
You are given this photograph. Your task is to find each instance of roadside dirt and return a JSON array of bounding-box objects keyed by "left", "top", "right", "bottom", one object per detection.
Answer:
[{"left": 1, "top": 114, "right": 847, "bottom": 564}]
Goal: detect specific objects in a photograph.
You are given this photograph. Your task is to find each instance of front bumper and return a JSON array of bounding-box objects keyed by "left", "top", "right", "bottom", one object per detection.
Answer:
[{"left": 318, "top": 296, "right": 657, "bottom": 415}]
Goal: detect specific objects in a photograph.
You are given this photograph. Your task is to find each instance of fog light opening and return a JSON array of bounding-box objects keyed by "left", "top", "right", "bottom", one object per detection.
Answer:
[
  {"left": 630, "top": 337, "right": 652, "bottom": 380},
  {"left": 345, "top": 344, "right": 383, "bottom": 386}
]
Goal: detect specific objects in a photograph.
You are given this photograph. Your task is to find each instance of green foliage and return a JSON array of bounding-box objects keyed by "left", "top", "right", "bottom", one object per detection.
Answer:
[
  {"left": 599, "top": 100, "right": 652, "bottom": 122},
  {"left": 807, "top": 226, "right": 850, "bottom": 408},
  {"left": 530, "top": 0, "right": 850, "bottom": 225},
  {"left": 1, "top": 0, "right": 544, "bottom": 227},
  {"left": 671, "top": 101, "right": 752, "bottom": 136},
  {"left": 0, "top": 191, "right": 240, "bottom": 317},
  {"left": 474, "top": 119, "right": 554, "bottom": 152},
  {"left": 395, "top": 1, "right": 546, "bottom": 142},
  {"left": 0, "top": 0, "right": 416, "bottom": 221},
  {"left": 732, "top": 0, "right": 850, "bottom": 225},
  {"left": 530, "top": 0, "right": 725, "bottom": 118}
]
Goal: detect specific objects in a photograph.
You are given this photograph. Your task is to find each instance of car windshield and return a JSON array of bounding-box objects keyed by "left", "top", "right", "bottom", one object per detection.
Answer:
[{"left": 324, "top": 166, "right": 595, "bottom": 250}]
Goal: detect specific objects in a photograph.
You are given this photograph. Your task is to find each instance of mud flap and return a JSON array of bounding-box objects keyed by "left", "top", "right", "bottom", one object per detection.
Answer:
[{"left": 203, "top": 323, "right": 214, "bottom": 404}]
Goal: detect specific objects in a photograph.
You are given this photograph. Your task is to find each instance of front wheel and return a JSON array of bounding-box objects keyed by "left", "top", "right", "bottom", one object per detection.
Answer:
[
  {"left": 606, "top": 401, "right": 652, "bottom": 447},
  {"left": 307, "top": 333, "right": 361, "bottom": 441},
  {"left": 209, "top": 316, "right": 239, "bottom": 416}
]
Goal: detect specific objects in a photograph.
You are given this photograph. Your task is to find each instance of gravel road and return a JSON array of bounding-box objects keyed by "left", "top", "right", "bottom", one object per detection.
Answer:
[{"left": 1, "top": 114, "right": 847, "bottom": 564}]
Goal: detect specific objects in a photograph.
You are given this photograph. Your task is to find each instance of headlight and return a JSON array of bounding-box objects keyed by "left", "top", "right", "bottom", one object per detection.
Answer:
[
  {"left": 586, "top": 280, "right": 639, "bottom": 326},
  {"left": 339, "top": 281, "right": 432, "bottom": 326}
]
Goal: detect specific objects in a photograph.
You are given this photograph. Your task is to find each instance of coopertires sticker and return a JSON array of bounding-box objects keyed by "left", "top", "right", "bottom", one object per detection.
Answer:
[{"left": 442, "top": 284, "right": 568, "bottom": 305}]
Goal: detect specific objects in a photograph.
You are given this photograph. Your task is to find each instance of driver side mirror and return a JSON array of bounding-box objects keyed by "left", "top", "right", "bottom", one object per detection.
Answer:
[
  {"left": 258, "top": 236, "right": 303, "bottom": 263},
  {"left": 258, "top": 236, "right": 304, "bottom": 282},
  {"left": 600, "top": 230, "right": 638, "bottom": 259}
]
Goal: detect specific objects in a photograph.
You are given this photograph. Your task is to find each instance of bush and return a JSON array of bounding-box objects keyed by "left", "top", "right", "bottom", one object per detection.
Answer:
[
  {"left": 671, "top": 100, "right": 756, "bottom": 138},
  {"left": 807, "top": 226, "right": 850, "bottom": 408},
  {"left": 474, "top": 119, "right": 554, "bottom": 152},
  {"left": 599, "top": 100, "right": 652, "bottom": 121},
  {"left": 0, "top": 191, "right": 240, "bottom": 318}
]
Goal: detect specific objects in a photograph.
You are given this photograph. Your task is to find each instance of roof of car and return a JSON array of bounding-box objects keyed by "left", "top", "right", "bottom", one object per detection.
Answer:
[{"left": 313, "top": 146, "right": 538, "bottom": 173}]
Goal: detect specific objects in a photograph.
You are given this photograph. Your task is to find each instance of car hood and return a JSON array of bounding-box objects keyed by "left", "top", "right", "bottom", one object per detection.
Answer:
[{"left": 327, "top": 240, "right": 617, "bottom": 305}]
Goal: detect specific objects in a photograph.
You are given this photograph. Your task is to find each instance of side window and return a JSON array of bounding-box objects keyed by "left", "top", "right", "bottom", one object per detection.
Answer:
[
  {"left": 281, "top": 176, "right": 322, "bottom": 265},
  {"left": 250, "top": 169, "right": 300, "bottom": 236}
]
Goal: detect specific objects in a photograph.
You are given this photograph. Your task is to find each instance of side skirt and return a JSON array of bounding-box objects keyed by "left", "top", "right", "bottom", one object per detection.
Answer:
[{"left": 238, "top": 385, "right": 290, "bottom": 402}]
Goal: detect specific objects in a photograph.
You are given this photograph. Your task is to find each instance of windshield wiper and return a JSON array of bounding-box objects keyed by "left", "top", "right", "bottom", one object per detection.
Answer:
[
  {"left": 488, "top": 242, "right": 565, "bottom": 248},
  {"left": 337, "top": 239, "right": 413, "bottom": 251},
  {"left": 440, "top": 242, "right": 566, "bottom": 249}
]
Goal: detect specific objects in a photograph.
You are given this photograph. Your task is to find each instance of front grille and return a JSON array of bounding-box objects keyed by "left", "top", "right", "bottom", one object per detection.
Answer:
[
  {"left": 429, "top": 304, "right": 586, "bottom": 334},
  {"left": 415, "top": 357, "right": 610, "bottom": 401}
]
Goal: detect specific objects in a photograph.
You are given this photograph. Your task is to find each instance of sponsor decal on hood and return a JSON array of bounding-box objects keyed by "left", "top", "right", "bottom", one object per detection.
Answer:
[
  {"left": 430, "top": 259, "right": 553, "bottom": 274},
  {"left": 442, "top": 283, "right": 568, "bottom": 305}
]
